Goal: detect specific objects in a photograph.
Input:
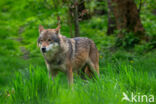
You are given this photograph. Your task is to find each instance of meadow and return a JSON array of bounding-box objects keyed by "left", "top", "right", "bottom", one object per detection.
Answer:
[{"left": 0, "top": 0, "right": 156, "bottom": 104}]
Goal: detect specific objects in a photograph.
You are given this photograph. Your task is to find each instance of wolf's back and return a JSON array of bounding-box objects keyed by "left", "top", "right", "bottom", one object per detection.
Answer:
[{"left": 72, "top": 37, "right": 99, "bottom": 75}]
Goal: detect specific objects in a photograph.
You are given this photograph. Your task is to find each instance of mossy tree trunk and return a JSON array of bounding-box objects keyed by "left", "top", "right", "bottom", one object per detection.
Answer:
[
  {"left": 111, "top": 0, "right": 148, "bottom": 46},
  {"left": 107, "top": 0, "right": 116, "bottom": 35},
  {"left": 73, "top": 0, "right": 80, "bottom": 37}
]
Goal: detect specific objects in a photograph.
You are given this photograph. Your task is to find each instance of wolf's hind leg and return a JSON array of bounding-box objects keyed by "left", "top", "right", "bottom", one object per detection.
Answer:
[
  {"left": 88, "top": 47, "right": 99, "bottom": 76},
  {"left": 86, "top": 60, "right": 99, "bottom": 78},
  {"left": 78, "top": 64, "right": 87, "bottom": 79},
  {"left": 84, "top": 66, "right": 93, "bottom": 78}
]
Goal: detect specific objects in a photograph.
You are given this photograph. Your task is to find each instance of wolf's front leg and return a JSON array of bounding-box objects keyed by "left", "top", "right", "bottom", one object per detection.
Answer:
[
  {"left": 49, "top": 70, "right": 58, "bottom": 80},
  {"left": 67, "top": 66, "right": 73, "bottom": 86}
]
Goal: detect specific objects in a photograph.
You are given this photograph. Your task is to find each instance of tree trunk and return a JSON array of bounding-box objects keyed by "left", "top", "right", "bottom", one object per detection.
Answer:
[
  {"left": 78, "top": 0, "right": 90, "bottom": 20},
  {"left": 107, "top": 0, "right": 116, "bottom": 35},
  {"left": 73, "top": 0, "right": 80, "bottom": 37},
  {"left": 111, "top": 0, "right": 147, "bottom": 46},
  {"left": 68, "top": 3, "right": 74, "bottom": 38}
]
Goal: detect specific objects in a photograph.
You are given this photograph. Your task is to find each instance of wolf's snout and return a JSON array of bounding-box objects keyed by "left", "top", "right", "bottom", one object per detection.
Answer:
[{"left": 41, "top": 47, "right": 46, "bottom": 53}]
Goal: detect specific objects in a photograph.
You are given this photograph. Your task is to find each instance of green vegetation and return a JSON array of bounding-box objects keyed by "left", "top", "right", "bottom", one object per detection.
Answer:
[{"left": 0, "top": 0, "right": 156, "bottom": 104}]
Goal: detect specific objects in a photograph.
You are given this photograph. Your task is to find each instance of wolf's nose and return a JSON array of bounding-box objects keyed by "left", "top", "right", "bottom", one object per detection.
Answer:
[{"left": 42, "top": 47, "right": 46, "bottom": 53}]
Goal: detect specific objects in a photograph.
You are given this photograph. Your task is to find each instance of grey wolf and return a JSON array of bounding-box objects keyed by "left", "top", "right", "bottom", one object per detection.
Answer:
[{"left": 37, "top": 24, "right": 99, "bottom": 85}]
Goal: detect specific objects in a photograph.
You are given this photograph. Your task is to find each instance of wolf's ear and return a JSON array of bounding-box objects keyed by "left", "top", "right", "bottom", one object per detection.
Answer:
[
  {"left": 39, "top": 25, "right": 44, "bottom": 33},
  {"left": 55, "top": 25, "right": 61, "bottom": 35}
]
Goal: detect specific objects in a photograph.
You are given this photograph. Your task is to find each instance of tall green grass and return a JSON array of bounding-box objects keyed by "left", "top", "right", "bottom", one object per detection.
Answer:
[{"left": 0, "top": 53, "right": 155, "bottom": 104}]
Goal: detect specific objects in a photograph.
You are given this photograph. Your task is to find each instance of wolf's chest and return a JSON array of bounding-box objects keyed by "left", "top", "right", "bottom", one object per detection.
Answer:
[
  {"left": 45, "top": 54, "right": 67, "bottom": 72},
  {"left": 48, "top": 62, "right": 67, "bottom": 72}
]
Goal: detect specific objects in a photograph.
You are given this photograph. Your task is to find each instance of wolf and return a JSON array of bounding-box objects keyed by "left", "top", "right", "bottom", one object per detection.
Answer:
[{"left": 37, "top": 24, "right": 99, "bottom": 85}]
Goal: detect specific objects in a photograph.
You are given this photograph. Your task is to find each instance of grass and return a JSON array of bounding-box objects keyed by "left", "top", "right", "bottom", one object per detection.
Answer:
[{"left": 0, "top": 50, "right": 155, "bottom": 104}]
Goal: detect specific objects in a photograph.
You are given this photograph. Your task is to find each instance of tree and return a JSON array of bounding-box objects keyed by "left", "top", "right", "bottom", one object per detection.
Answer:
[
  {"left": 78, "top": 0, "right": 90, "bottom": 20},
  {"left": 111, "top": 0, "right": 148, "bottom": 46},
  {"left": 67, "top": 2, "right": 74, "bottom": 38},
  {"left": 107, "top": 0, "right": 116, "bottom": 35},
  {"left": 73, "top": 0, "right": 80, "bottom": 37}
]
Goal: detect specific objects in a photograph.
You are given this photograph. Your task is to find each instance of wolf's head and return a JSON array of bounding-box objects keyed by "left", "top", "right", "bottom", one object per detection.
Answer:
[{"left": 37, "top": 25, "right": 60, "bottom": 54}]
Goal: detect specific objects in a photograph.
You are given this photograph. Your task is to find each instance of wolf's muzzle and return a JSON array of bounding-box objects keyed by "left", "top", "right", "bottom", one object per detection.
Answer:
[{"left": 42, "top": 47, "right": 46, "bottom": 53}]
